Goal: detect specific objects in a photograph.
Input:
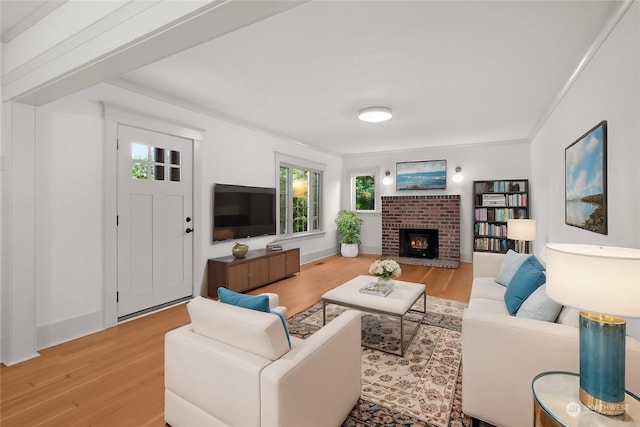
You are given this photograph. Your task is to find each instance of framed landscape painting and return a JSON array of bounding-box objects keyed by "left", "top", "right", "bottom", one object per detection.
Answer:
[
  {"left": 565, "top": 121, "right": 607, "bottom": 235},
  {"left": 396, "top": 160, "right": 447, "bottom": 190}
]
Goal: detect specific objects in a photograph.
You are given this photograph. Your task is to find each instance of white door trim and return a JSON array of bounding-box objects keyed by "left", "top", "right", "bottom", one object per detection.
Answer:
[{"left": 102, "top": 102, "right": 203, "bottom": 328}]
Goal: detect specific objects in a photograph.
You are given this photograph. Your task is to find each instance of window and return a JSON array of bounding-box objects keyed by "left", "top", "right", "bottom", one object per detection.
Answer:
[
  {"left": 278, "top": 156, "right": 323, "bottom": 236},
  {"left": 353, "top": 173, "right": 376, "bottom": 211}
]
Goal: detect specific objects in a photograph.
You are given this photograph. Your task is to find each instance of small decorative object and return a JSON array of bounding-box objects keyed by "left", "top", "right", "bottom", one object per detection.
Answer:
[
  {"left": 565, "top": 121, "right": 607, "bottom": 235},
  {"left": 368, "top": 259, "right": 402, "bottom": 286},
  {"left": 359, "top": 281, "right": 394, "bottom": 297},
  {"left": 231, "top": 242, "right": 248, "bottom": 259}
]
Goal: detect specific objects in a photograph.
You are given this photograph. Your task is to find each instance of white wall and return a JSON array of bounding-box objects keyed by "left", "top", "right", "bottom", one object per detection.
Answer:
[
  {"left": 24, "top": 81, "right": 342, "bottom": 351},
  {"left": 343, "top": 141, "right": 531, "bottom": 262},
  {"left": 35, "top": 98, "right": 105, "bottom": 341},
  {"left": 531, "top": 2, "right": 639, "bottom": 251},
  {"left": 530, "top": 3, "right": 640, "bottom": 338},
  {"left": 1, "top": 102, "right": 39, "bottom": 365},
  {"left": 196, "top": 110, "right": 343, "bottom": 293}
]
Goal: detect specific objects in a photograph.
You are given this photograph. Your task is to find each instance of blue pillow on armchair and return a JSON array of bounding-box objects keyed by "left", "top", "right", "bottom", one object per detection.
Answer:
[
  {"left": 217, "top": 287, "right": 270, "bottom": 313},
  {"left": 504, "top": 256, "right": 546, "bottom": 315},
  {"left": 218, "top": 287, "right": 291, "bottom": 348}
]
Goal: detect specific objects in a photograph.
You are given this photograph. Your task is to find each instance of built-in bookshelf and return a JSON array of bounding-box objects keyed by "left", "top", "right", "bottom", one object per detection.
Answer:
[{"left": 473, "top": 179, "right": 530, "bottom": 254}]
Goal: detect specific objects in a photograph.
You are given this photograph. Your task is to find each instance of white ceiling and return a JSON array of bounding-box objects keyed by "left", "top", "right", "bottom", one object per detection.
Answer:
[
  {"left": 3, "top": 1, "right": 624, "bottom": 156},
  {"left": 0, "top": 0, "right": 65, "bottom": 43}
]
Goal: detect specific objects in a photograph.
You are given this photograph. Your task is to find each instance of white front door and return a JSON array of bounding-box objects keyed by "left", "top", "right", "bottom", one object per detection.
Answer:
[{"left": 117, "top": 124, "right": 193, "bottom": 319}]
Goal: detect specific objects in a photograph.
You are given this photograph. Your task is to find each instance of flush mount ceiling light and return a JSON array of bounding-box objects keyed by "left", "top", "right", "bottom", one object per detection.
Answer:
[{"left": 358, "top": 107, "right": 392, "bottom": 123}]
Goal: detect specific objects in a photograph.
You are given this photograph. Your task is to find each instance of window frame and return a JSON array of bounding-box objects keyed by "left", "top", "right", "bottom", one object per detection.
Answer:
[
  {"left": 276, "top": 153, "right": 325, "bottom": 238},
  {"left": 352, "top": 172, "right": 377, "bottom": 212},
  {"left": 349, "top": 168, "right": 381, "bottom": 213}
]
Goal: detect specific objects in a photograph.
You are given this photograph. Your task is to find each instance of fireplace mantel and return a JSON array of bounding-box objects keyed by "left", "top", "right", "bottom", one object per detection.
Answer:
[{"left": 381, "top": 195, "right": 460, "bottom": 266}]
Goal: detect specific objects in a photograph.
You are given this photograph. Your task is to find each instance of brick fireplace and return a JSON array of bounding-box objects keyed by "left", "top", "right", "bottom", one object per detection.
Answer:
[{"left": 382, "top": 195, "right": 461, "bottom": 267}]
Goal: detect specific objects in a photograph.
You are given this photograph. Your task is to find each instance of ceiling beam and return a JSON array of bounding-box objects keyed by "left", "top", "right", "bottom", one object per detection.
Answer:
[{"left": 3, "top": 0, "right": 306, "bottom": 106}]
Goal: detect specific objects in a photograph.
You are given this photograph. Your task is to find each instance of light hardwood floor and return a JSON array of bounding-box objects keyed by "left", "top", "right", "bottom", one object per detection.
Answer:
[{"left": 1, "top": 253, "right": 472, "bottom": 427}]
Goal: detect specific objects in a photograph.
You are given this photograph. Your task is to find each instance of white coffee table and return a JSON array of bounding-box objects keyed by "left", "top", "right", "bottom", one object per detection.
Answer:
[{"left": 321, "top": 275, "right": 426, "bottom": 356}]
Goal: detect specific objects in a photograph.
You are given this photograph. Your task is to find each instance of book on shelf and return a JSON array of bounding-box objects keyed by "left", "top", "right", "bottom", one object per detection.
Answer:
[
  {"left": 474, "top": 237, "right": 509, "bottom": 252},
  {"left": 482, "top": 194, "right": 506, "bottom": 206},
  {"left": 360, "top": 281, "right": 394, "bottom": 297},
  {"left": 507, "top": 193, "right": 527, "bottom": 207},
  {"left": 512, "top": 240, "right": 528, "bottom": 253},
  {"left": 474, "top": 222, "right": 507, "bottom": 237},
  {"left": 474, "top": 208, "right": 527, "bottom": 222}
]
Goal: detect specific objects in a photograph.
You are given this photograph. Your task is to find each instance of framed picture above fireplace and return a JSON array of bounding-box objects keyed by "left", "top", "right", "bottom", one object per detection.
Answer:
[{"left": 396, "top": 160, "right": 447, "bottom": 190}]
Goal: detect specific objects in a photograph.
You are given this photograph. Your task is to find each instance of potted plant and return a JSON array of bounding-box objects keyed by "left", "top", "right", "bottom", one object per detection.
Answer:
[{"left": 335, "top": 209, "right": 363, "bottom": 257}]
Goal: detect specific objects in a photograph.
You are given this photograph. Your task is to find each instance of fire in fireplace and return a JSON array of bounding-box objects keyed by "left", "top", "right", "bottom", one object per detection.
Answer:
[
  {"left": 411, "top": 235, "right": 428, "bottom": 250},
  {"left": 399, "top": 228, "right": 439, "bottom": 259}
]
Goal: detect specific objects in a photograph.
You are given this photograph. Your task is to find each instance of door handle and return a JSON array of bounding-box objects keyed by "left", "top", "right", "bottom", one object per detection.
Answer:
[{"left": 185, "top": 228, "right": 193, "bottom": 234}]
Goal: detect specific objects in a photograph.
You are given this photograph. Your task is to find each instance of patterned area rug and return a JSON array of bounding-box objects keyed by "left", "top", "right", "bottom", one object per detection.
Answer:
[{"left": 288, "top": 296, "right": 481, "bottom": 427}]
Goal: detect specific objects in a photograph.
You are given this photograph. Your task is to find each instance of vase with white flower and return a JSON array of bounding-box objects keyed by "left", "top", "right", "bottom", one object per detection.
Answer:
[{"left": 368, "top": 259, "right": 402, "bottom": 287}]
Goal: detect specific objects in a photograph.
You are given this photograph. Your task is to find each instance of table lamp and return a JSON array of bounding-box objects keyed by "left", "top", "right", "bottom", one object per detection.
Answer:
[
  {"left": 545, "top": 243, "right": 640, "bottom": 415},
  {"left": 507, "top": 219, "right": 536, "bottom": 253}
]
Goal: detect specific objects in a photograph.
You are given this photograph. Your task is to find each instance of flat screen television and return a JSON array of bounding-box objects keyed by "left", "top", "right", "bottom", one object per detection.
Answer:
[{"left": 212, "top": 183, "right": 276, "bottom": 242}]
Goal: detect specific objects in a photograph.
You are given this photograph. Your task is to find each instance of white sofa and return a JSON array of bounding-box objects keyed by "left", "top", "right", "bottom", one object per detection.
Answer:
[
  {"left": 165, "top": 295, "right": 362, "bottom": 427},
  {"left": 462, "top": 251, "right": 640, "bottom": 427}
]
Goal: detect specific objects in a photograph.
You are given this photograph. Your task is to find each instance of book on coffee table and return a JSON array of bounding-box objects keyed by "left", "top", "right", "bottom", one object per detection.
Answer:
[{"left": 359, "top": 281, "right": 394, "bottom": 297}]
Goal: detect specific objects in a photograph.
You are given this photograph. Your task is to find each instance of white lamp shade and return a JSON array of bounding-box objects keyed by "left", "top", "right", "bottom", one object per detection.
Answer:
[
  {"left": 507, "top": 219, "right": 536, "bottom": 241},
  {"left": 545, "top": 243, "right": 640, "bottom": 318}
]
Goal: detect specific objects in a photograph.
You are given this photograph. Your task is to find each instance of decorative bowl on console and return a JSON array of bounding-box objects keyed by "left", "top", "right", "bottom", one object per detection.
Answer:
[{"left": 232, "top": 242, "right": 249, "bottom": 259}]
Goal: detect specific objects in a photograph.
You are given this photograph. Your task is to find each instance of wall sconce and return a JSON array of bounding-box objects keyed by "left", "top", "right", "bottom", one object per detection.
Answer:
[
  {"left": 382, "top": 170, "right": 393, "bottom": 186},
  {"left": 452, "top": 166, "right": 463, "bottom": 183}
]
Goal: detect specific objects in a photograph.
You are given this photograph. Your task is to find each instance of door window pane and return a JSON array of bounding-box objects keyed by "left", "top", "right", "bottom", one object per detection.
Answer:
[
  {"left": 153, "top": 147, "right": 165, "bottom": 162},
  {"left": 132, "top": 143, "right": 149, "bottom": 180},
  {"left": 154, "top": 165, "right": 165, "bottom": 181},
  {"left": 169, "top": 150, "right": 181, "bottom": 165},
  {"left": 170, "top": 167, "right": 181, "bottom": 182}
]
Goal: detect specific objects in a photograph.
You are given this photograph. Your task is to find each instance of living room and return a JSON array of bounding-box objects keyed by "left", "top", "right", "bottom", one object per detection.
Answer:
[{"left": 2, "top": 0, "right": 640, "bottom": 425}]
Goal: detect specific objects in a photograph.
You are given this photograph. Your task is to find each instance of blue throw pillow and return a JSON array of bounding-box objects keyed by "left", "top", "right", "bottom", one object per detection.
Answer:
[
  {"left": 516, "top": 284, "right": 563, "bottom": 322},
  {"left": 271, "top": 310, "right": 292, "bottom": 348},
  {"left": 495, "top": 250, "right": 531, "bottom": 286},
  {"left": 504, "top": 256, "right": 546, "bottom": 315},
  {"left": 218, "top": 287, "right": 270, "bottom": 313}
]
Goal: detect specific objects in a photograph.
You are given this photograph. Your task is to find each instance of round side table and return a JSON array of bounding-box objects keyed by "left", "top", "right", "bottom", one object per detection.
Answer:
[{"left": 532, "top": 371, "right": 640, "bottom": 426}]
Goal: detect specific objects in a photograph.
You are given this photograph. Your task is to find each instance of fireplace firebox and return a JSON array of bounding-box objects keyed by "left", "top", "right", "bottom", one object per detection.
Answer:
[{"left": 399, "top": 228, "right": 438, "bottom": 259}]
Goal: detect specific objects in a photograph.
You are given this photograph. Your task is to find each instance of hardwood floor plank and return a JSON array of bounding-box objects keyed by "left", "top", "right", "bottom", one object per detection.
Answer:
[{"left": 1, "top": 253, "right": 471, "bottom": 426}]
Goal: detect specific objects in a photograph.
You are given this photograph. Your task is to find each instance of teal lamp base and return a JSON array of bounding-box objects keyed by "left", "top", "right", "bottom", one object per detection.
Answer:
[{"left": 579, "top": 311, "right": 626, "bottom": 415}]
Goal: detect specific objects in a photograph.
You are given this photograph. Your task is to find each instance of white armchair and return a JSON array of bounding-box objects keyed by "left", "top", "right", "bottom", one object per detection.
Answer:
[{"left": 165, "top": 296, "right": 362, "bottom": 427}]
